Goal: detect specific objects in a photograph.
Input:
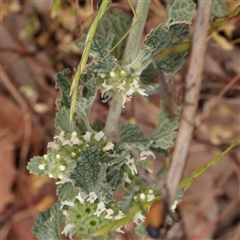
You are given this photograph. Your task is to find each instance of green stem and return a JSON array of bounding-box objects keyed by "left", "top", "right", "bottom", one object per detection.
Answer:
[
  {"left": 104, "top": 92, "right": 123, "bottom": 137},
  {"left": 69, "top": 0, "right": 110, "bottom": 120},
  {"left": 121, "top": 0, "right": 151, "bottom": 65},
  {"left": 104, "top": 0, "right": 150, "bottom": 137}
]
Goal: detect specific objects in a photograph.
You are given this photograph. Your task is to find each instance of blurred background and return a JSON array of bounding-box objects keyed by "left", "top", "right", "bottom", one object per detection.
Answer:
[{"left": 1, "top": 0, "right": 240, "bottom": 239}]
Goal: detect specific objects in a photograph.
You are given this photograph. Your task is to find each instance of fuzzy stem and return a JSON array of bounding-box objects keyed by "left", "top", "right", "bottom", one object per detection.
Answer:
[
  {"left": 104, "top": 0, "right": 150, "bottom": 137},
  {"left": 121, "top": 0, "right": 151, "bottom": 65}
]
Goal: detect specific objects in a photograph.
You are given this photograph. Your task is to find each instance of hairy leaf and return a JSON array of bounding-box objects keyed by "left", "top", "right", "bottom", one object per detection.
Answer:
[
  {"left": 27, "top": 156, "right": 46, "bottom": 177},
  {"left": 75, "top": 96, "right": 96, "bottom": 130},
  {"left": 150, "top": 104, "right": 180, "bottom": 149},
  {"left": 32, "top": 202, "right": 63, "bottom": 240},
  {"left": 56, "top": 182, "right": 78, "bottom": 202},
  {"left": 55, "top": 68, "right": 71, "bottom": 109},
  {"left": 70, "top": 145, "right": 100, "bottom": 192},
  {"left": 166, "top": 0, "right": 196, "bottom": 26},
  {"left": 76, "top": 11, "right": 132, "bottom": 60},
  {"left": 54, "top": 107, "right": 76, "bottom": 133},
  {"left": 117, "top": 186, "right": 138, "bottom": 214},
  {"left": 120, "top": 123, "right": 152, "bottom": 150}
]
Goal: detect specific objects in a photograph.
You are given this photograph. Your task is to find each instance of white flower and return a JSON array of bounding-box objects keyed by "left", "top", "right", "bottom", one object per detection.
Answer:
[
  {"left": 122, "top": 94, "right": 132, "bottom": 108},
  {"left": 56, "top": 177, "right": 72, "bottom": 185},
  {"left": 120, "top": 70, "right": 126, "bottom": 75},
  {"left": 137, "top": 88, "right": 148, "bottom": 96},
  {"left": 60, "top": 201, "right": 75, "bottom": 210},
  {"left": 38, "top": 164, "right": 45, "bottom": 170},
  {"left": 99, "top": 73, "right": 106, "bottom": 78},
  {"left": 101, "top": 80, "right": 113, "bottom": 98},
  {"left": 94, "top": 202, "right": 106, "bottom": 217},
  {"left": 71, "top": 135, "right": 81, "bottom": 145},
  {"left": 147, "top": 194, "right": 155, "bottom": 202},
  {"left": 104, "top": 209, "right": 114, "bottom": 219},
  {"left": 126, "top": 79, "right": 147, "bottom": 97},
  {"left": 140, "top": 150, "right": 155, "bottom": 161},
  {"left": 71, "top": 131, "right": 77, "bottom": 138},
  {"left": 43, "top": 154, "right": 48, "bottom": 159},
  {"left": 102, "top": 142, "right": 114, "bottom": 152},
  {"left": 110, "top": 71, "right": 115, "bottom": 77},
  {"left": 140, "top": 193, "right": 146, "bottom": 200},
  {"left": 171, "top": 200, "right": 178, "bottom": 212},
  {"left": 123, "top": 172, "right": 132, "bottom": 184},
  {"left": 47, "top": 141, "right": 59, "bottom": 150},
  {"left": 117, "top": 80, "right": 126, "bottom": 91},
  {"left": 76, "top": 192, "right": 87, "bottom": 204},
  {"left": 83, "top": 131, "right": 92, "bottom": 143},
  {"left": 59, "top": 165, "right": 66, "bottom": 171},
  {"left": 126, "top": 156, "right": 138, "bottom": 175},
  {"left": 94, "top": 131, "right": 104, "bottom": 141},
  {"left": 61, "top": 223, "right": 75, "bottom": 240},
  {"left": 54, "top": 131, "right": 65, "bottom": 143},
  {"left": 62, "top": 139, "right": 72, "bottom": 146},
  {"left": 71, "top": 152, "right": 76, "bottom": 158},
  {"left": 115, "top": 226, "right": 125, "bottom": 234},
  {"left": 58, "top": 174, "right": 64, "bottom": 179},
  {"left": 148, "top": 189, "right": 153, "bottom": 194},
  {"left": 87, "top": 192, "right": 98, "bottom": 204},
  {"left": 56, "top": 154, "right": 61, "bottom": 159},
  {"left": 114, "top": 210, "right": 125, "bottom": 220},
  {"left": 133, "top": 212, "right": 145, "bottom": 225},
  {"left": 49, "top": 173, "right": 54, "bottom": 178}
]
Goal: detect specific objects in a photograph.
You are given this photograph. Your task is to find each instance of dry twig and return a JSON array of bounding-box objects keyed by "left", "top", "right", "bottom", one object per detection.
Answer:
[{"left": 166, "top": 1, "right": 213, "bottom": 205}]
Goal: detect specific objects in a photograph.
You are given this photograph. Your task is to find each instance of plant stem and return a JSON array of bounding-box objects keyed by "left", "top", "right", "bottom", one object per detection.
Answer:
[
  {"left": 121, "top": 0, "right": 151, "bottom": 65},
  {"left": 104, "top": 0, "right": 150, "bottom": 138}
]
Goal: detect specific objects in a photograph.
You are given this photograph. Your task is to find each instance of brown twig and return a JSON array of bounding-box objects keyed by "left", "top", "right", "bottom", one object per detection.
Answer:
[{"left": 166, "top": 1, "right": 213, "bottom": 205}]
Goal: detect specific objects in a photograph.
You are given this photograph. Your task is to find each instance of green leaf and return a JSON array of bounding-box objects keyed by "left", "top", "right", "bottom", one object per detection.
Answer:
[
  {"left": 133, "top": 24, "right": 189, "bottom": 73},
  {"left": 180, "top": 138, "right": 240, "bottom": 191},
  {"left": 117, "top": 186, "right": 138, "bottom": 214},
  {"left": 54, "top": 107, "right": 76, "bottom": 133},
  {"left": 156, "top": 50, "right": 187, "bottom": 74},
  {"left": 94, "top": 163, "right": 114, "bottom": 203},
  {"left": 70, "top": 145, "right": 100, "bottom": 193},
  {"left": 55, "top": 68, "right": 71, "bottom": 109},
  {"left": 212, "top": 0, "right": 226, "bottom": 18},
  {"left": 76, "top": 11, "right": 132, "bottom": 60},
  {"left": 140, "top": 63, "right": 157, "bottom": 84},
  {"left": 27, "top": 156, "right": 46, "bottom": 177},
  {"left": 56, "top": 182, "right": 78, "bottom": 202},
  {"left": 32, "top": 202, "right": 63, "bottom": 240},
  {"left": 75, "top": 96, "right": 96, "bottom": 131},
  {"left": 155, "top": 24, "right": 189, "bottom": 74},
  {"left": 166, "top": 0, "right": 196, "bottom": 26},
  {"left": 120, "top": 123, "right": 152, "bottom": 150},
  {"left": 82, "top": 75, "right": 98, "bottom": 97},
  {"left": 106, "top": 168, "right": 124, "bottom": 190},
  {"left": 150, "top": 104, "right": 180, "bottom": 149}
]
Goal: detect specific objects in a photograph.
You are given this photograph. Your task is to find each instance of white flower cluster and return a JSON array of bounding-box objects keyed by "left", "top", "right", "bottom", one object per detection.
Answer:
[
  {"left": 38, "top": 130, "right": 115, "bottom": 180},
  {"left": 100, "top": 68, "right": 148, "bottom": 108},
  {"left": 61, "top": 190, "right": 126, "bottom": 239}
]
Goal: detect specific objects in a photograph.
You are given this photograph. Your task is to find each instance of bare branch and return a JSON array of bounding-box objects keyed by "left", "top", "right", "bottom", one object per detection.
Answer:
[{"left": 166, "top": 0, "right": 213, "bottom": 205}]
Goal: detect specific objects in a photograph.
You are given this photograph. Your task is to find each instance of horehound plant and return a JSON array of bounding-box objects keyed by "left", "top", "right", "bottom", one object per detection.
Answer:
[{"left": 27, "top": 1, "right": 239, "bottom": 239}]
